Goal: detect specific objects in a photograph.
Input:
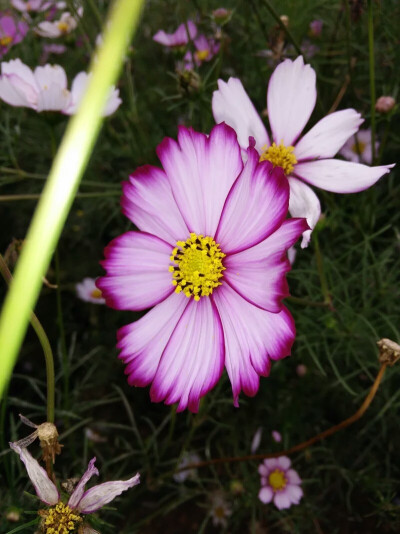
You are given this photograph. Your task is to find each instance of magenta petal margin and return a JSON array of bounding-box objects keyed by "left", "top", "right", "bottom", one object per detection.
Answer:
[{"left": 98, "top": 123, "right": 306, "bottom": 411}]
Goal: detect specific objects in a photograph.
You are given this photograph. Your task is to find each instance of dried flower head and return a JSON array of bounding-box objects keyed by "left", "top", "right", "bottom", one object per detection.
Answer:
[
  {"left": 377, "top": 338, "right": 400, "bottom": 367},
  {"left": 15, "top": 415, "right": 62, "bottom": 464}
]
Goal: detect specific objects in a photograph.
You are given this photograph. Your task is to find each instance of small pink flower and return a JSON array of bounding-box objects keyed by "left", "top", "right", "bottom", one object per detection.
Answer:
[
  {"left": 0, "top": 14, "right": 28, "bottom": 57},
  {"left": 309, "top": 19, "right": 323, "bottom": 38},
  {"left": 258, "top": 456, "right": 303, "bottom": 510},
  {"left": 375, "top": 95, "right": 396, "bottom": 114},
  {"left": 212, "top": 56, "right": 394, "bottom": 247},
  {"left": 76, "top": 278, "right": 105, "bottom": 305},
  {"left": 272, "top": 430, "right": 282, "bottom": 443},
  {"left": 339, "top": 128, "right": 377, "bottom": 165},
  {"left": 153, "top": 20, "right": 197, "bottom": 48},
  {"left": 97, "top": 123, "right": 308, "bottom": 412}
]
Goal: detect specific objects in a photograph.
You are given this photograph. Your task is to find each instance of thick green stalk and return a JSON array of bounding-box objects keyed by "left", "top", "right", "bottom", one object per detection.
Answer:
[
  {"left": 367, "top": 0, "right": 376, "bottom": 162},
  {"left": 0, "top": 0, "right": 144, "bottom": 400}
]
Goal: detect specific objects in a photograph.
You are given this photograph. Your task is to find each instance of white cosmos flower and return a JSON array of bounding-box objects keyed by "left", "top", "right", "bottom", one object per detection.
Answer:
[
  {"left": 35, "top": 8, "right": 82, "bottom": 38},
  {"left": 76, "top": 278, "right": 105, "bottom": 305}
]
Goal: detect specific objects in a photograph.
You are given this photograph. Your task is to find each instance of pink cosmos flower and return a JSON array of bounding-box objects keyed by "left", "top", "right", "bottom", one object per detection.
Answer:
[
  {"left": 258, "top": 456, "right": 302, "bottom": 510},
  {"left": 153, "top": 20, "right": 197, "bottom": 48},
  {"left": 183, "top": 34, "right": 220, "bottom": 69},
  {"left": 339, "top": 128, "right": 377, "bottom": 165},
  {"left": 212, "top": 56, "right": 394, "bottom": 247},
  {"left": 10, "top": 443, "right": 140, "bottom": 532},
  {"left": 0, "top": 14, "right": 28, "bottom": 57},
  {"left": 97, "top": 123, "right": 308, "bottom": 412},
  {"left": 76, "top": 278, "right": 105, "bottom": 305},
  {"left": 0, "top": 59, "right": 121, "bottom": 115},
  {"left": 309, "top": 19, "right": 323, "bottom": 38}
]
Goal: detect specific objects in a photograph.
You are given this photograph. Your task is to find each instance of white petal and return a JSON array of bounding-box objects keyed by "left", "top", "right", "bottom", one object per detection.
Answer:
[
  {"left": 9, "top": 443, "right": 59, "bottom": 505},
  {"left": 34, "top": 64, "right": 67, "bottom": 91},
  {"left": 0, "top": 76, "right": 33, "bottom": 107},
  {"left": 36, "top": 84, "right": 71, "bottom": 112},
  {"left": 267, "top": 56, "right": 316, "bottom": 146},
  {"left": 294, "top": 109, "right": 364, "bottom": 160},
  {"left": 2, "top": 59, "right": 37, "bottom": 87},
  {"left": 77, "top": 474, "right": 140, "bottom": 513},
  {"left": 65, "top": 72, "right": 121, "bottom": 116},
  {"left": 68, "top": 457, "right": 99, "bottom": 509},
  {"left": 35, "top": 21, "right": 61, "bottom": 37},
  {"left": 212, "top": 77, "right": 269, "bottom": 151},
  {"left": 294, "top": 159, "right": 394, "bottom": 193},
  {"left": 288, "top": 177, "right": 321, "bottom": 248}
]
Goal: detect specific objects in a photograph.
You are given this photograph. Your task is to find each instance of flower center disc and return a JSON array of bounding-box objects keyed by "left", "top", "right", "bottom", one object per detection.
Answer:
[
  {"left": 351, "top": 141, "right": 366, "bottom": 155},
  {"left": 0, "top": 36, "right": 12, "bottom": 46},
  {"left": 40, "top": 502, "right": 82, "bottom": 534},
  {"left": 90, "top": 288, "right": 103, "bottom": 299},
  {"left": 57, "top": 22, "right": 70, "bottom": 33},
  {"left": 268, "top": 469, "right": 287, "bottom": 492},
  {"left": 195, "top": 49, "right": 209, "bottom": 62},
  {"left": 170, "top": 233, "right": 225, "bottom": 301},
  {"left": 260, "top": 142, "right": 297, "bottom": 175}
]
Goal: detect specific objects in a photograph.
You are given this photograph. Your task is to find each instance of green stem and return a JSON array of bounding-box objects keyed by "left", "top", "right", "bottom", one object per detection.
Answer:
[
  {"left": 55, "top": 249, "right": 69, "bottom": 413},
  {"left": 0, "top": 255, "right": 55, "bottom": 423},
  {"left": 260, "top": 0, "right": 302, "bottom": 56},
  {"left": 367, "top": 0, "right": 376, "bottom": 162}
]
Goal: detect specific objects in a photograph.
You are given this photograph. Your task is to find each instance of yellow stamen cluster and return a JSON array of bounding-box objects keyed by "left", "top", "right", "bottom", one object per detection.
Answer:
[
  {"left": 57, "top": 22, "right": 70, "bottom": 34},
  {"left": 0, "top": 36, "right": 12, "bottom": 46},
  {"left": 90, "top": 288, "right": 103, "bottom": 299},
  {"left": 194, "top": 49, "right": 210, "bottom": 62},
  {"left": 169, "top": 233, "right": 225, "bottom": 301},
  {"left": 260, "top": 141, "right": 297, "bottom": 175},
  {"left": 351, "top": 141, "right": 366, "bottom": 155},
  {"left": 39, "top": 503, "right": 82, "bottom": 534},
  {"left": 268, "top": 469, "right": 287, "bottom": 492}
]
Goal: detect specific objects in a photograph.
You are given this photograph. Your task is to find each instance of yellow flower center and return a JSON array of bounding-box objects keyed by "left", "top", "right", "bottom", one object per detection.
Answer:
[
  {"left": 268, "top": 469, "right": 287, "bottom": 492},
  {"left": 57, "top": 22, "right": 70, "bottom": 34},
  {"left": 39, "top": 503, "right": 82, "bottom": 534},
  {"left": 0, "top": 36, "right": 12, "bottom": 46},
  {"left": 214, "top": 505, "right": 226, "bottom": 518},
  {"left": 195, "top": 49, "right": 210, "bottom": 62},
  {"left": 259, "top": 142, "right": 297, "bottom": 175},
  {"left": 169, "top": 233, "right": 225, "bottom": 301},
  {"left": 90, "top": 288, "right": 103, "bottom": 299},
  {"left": 351, "top": 141, "right": 366, "bottom": 155}
]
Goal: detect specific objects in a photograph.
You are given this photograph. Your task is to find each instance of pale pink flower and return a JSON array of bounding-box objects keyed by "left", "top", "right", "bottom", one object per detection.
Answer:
[
  {"left": 76, "top": 278, "right": 105, "bottom": 305},
  {"left": 41, "top": 42, "right": 67, "bottom": 63},
  {"left": 375, "top": 96, "right": 396, "bottom": 113},
  {"left": 0, "top": 59, "right": 121, "bottom": 116},
  {"left": 11, "top": 0, "right": 61, "bottom": 12},
  {"left": 173, "top": 452, "right": 201, "bottom": 483},
  {"left": 183, "top": 35, "right": 220, "bottom": 69},
  {"left": 153, "top": 20, "right": 197, "bottom": 48},
  {"left": 35, "top": 8, "right": 82, "bottom": 38},
  {"left": 339, "top": 128, "right": 377, "bottom": 165},
  {"left": 0, "top": 14, "right": 28, "bottom": 57},
  {"left": 10, "top": 443, "right": 139, "bottom": 531},
  {"left": 210, "top": 492, "right": 232, "bottom": 527},
  {"left": 258, "top": 456, "right": 302, "bottom": 510},
  {"left": 212, "top": 56, "right": 394, "bottom": 247},
  {"left": 97, "top": 123, "right": 308, "bottom": 412},
  {"left": 272, "top": 430, "right": 282, "bottom": 443}
]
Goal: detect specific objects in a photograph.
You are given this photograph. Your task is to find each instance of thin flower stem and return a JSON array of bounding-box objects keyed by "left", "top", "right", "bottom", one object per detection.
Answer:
[
  {"left": 260, "top": 0, "right": 302, "bottom": 57},
  {"left": 367, "top": 0, "right": 376, "bottom": 163},
  {"left": 54, "top": 249, "right": 69, "bottom": 415},
  {"left": 175, "top": 363, "right": 388, "bottom": 473},
  {"left": 0, "top": 255, "right": 55, "bottom": 423}
]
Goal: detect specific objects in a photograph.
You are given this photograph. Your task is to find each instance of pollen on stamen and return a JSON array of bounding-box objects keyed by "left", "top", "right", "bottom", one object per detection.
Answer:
[
  {"left": 259, "top": 141, "right": 297, "bottom": 175},
  {"left": 170, "top": 233, "right": 225, "bottom": 301}
]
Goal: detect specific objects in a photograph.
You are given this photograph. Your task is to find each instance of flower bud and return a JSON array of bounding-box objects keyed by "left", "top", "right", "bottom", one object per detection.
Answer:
[
  {"left": 375, "top": 96, "right": 395, "bottom": 113},
  {"left": 377, "top": 338, "right": 400, "bottom": 366}
]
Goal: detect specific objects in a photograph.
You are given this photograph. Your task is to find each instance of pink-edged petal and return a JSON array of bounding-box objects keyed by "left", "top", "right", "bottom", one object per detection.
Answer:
[
  {"left": 68, "top": 457, "right": 99, "bottom": 509},
  {"left": 213, "top": 284, "right": 295, "bottom": 406},
  {"left": 258, "top": 486, "right": 274, "bottom": 504},
  {"left": 273, "top": 490, "right": 292, "bottom": 510},
  {"left": 287, "top": 484, "right": 303, "bottom": 504},
  {"left": 98, "top": 231, "right": 173, "bottom": 311},
  {"left": 276, "top": 456, "right": 291, "bottom": 470},
  {"left": 294, "top": 109, "right": 364, "bottom": 161},
  {"left": 224, "top": 218, "right": 308, "bottom": 312},
  {"left": 2, "top": 59, "right": 37, "bottom": 87},
  {"left": 286, "top": 469, "right": 302, "bottom": 485},
  {"left": 0, "top": 75, "right": 34, "bottom": 107},
  {"left": 215, "top": 148, "right": 289, "bottom": 253},
  {"left": 153, "top": 21, "right": 197, "bottom": 47},
  {"left": 9, "top": 443, "right": 59, "bottom": 506},
  {"left": 294, "top": 158, "right": 394, "bottom": 193},
  {"left": 118, "top": 292, "right": 189, "bottom": 388},
  {"left": 212, "top": 78, "right": 270, "bottom": 151},
  {"left": 267, "top": 56, "right": 316, "bottom": 146},
  {"left": 121, "top": 165, "right": 189, "bottom": 246},
  {"left": 157, "top": 123, "right": 243, "bottom": 236},
  {"left": 150, "top": 297, "right": 225, "bottom": 413},
  {"left": 288, "top": 177, "right": 321, "bottom": 248},
  {"left": 77, "top": 473, "right": 140, "bottom": 514}
]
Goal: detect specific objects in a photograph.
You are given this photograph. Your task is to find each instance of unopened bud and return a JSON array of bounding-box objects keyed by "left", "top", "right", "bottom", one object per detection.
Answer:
[
  {"left": 6, "top": 509, "right": 20, "bottom": 522},
  {"left": 377, "top": 338, "right": 400, "bottom": 366},
  {"left": 280, "top": 15, "right": 289, "bottom": 27},
  {"left": 212, "top": 8, "right": 232, "bottom": 26},
  {"left": 375, "top": 96, "right": 396, "bottom": 113}
]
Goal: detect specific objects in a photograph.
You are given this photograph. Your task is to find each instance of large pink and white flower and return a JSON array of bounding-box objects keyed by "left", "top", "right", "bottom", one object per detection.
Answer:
[
  {"left": 0, "top": 59, "right": 121, "bottom": 115},
  {"left": 258, "top": 456, "right": 302, "bottom": 510},
  {"left": 97, "top": 123, "right": 307, "bottom": 412},
  {"left": 10, "top": 442, "right": 140, "bottom": 532},
  {"left": 212, "top": 56, "right": 394, "bottom": 247},
  {"left": 153, "top": 20, "right": 197, "bottom": 48}
]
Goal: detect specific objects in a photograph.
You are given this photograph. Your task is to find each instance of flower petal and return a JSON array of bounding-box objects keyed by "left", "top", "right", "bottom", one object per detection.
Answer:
[
  {"left": 276, "top": 456, "right": 291, "bottom": 470},
  {"left": 287, "top": 469, "right": 302, "bottom": 485},
  {"left": 213, "top": 284, "right": 295, "bottom": 406},
  {"left": 0, "top": 74, "right": 34, "bottom": 107},
  {"left": 224, "top": 218, "right": 307, "bottom": 312},
  {"left": 34, "top": 64, "right": 67, "bottom": 91},
  {"left": 212, "top": 77, "right": 270, "bottom": 151},
  {"left": 267, "top": 56, "right": 316, "bottom": 146},
  {"left": 273, "top": 490, "right": 292, "bottom": 510},
  {"left": 288, "top": 178, "right": 321, "bottom": 248},
  {"left": 97, "top": 231, "right": 173, "bottom": 311},
  {"left": 258, "top": 486, "right": 274, "bottom": 504},
  {"left": 153, "top": 21, "right": 197, "bottom": 47},
  {"left": 77, "top": 473, "right": 140, "bottom": 514},
  {"left": 157, "top": 123, "right": 243, "bottom": 236},
  {"left": 118, "top": 292, "right": 189, "bottom": 388},
  {"left": 121, "top": 165, "right": 189, "bottom": 246},
  {"left": 36, "top": 83, "right": 71, "bottom": 112},
  {"left": 215, "top": 148, "right": 289, "bottom": 253},
  {"left": 64, "top": 72, "right": 121, "bottom": 116},
  {"left": 294, "top": 109, "right": 363, "bottom": 160},
  {"left": 68, "top": 457, "right": 99, "bottom": 509},
  {"left": 9, "top": 443, "right": 59, "bottom": 506},
  {"left": 287, "top": 484, "right": 303, "bottom": 504},
  {"left": 150, "top": 297, "right": 225, "bottom": 412},
  {"left": 294, "top": 158, "right": 394, "bottom": 193}
]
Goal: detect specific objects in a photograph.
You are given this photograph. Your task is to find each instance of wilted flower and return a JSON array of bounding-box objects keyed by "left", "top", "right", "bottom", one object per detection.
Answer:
[
  {"left": 97, "top": 123, "right": 307, "bottom": 411},
  {"left": 153, "top": 20, "right": 197, "bottom": 48},
  {"left": 339, "top": 128, "right": 377, "bottom": 165},
  {"left": 35, "top": 8, "right": 82, "bottom": 38},
  {"left": 173, "top": 452, "right": 201, "bottom": 482},
  {"left": 13, "top": 414, "right": 62, "bottom": 464},
  {"left": 10, "top": 444, "right": 140, "bottom": 534},
  {"left": 212, "top": 56, "right": 394, "bottom": 247},
  {"left": 309, "top": 19, "right": 323, "bottom": 38},
  {"left": 258, "top": 456, "right": 302, "bottom": 509},
  {"left": 272, "top": 430, "right": 282, "bottom": 443},
  {"left": 0, "top": 14, "right": 28, "bottom": 57},
  {"left": 76, "top": 278, "right": 105, "bottom": 304},
  {"left": 210, "top": 492, "right": 232, "bottom": 527},
  {"left": 0, "top": 59, "right": 121, "bottom": 116},
  {"left": 375, "top": 95, "right": 396, "bottom": 114}
]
